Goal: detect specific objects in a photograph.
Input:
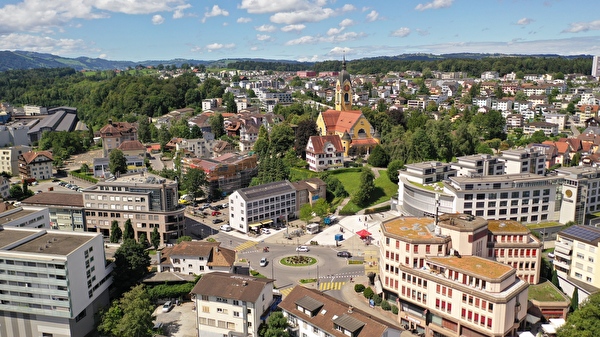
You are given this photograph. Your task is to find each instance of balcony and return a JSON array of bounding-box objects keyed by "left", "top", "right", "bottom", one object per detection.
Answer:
[
  {"left": 553, "top": 259, "right": 570, "bottom": 270},
  {"left": 554, "top": 240, "right": 572, "bottom": 253}
]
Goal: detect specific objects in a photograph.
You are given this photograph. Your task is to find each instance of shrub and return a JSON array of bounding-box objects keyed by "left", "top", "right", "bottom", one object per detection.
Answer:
[
  {"left": 381, "top": 300, "right": 391, "bottom": 311},
  {"left": 354, "top": 284, "right": 365, "bottom": 293},
  {"left": 372, "top": 293, "right": 382, "bottom": 306},
  {"left": 391, "top": 305, "right": 399, "bottom": 314},
  {"left": 363, "top": 287, "right": 374, "bottom": 299}
]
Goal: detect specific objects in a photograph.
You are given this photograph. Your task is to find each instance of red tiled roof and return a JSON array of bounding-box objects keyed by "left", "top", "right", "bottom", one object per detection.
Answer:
[
  {"left": 20, "top": 151, "right": 53, "bottom": 164},
  {"left": 321, "top": 109, "right": 363, "bottom": 133},
  {"left": 351, "top": 138, "right": 379, "bottom": 146},
  {"left": 308, "top": 135, "right": 344, "bottom": 154},
  {"left": 542, "top": 141, "right": 570, "bottom": 154},
  {"left": 118, "top": 140, "right": 145, "bottom": 151}
]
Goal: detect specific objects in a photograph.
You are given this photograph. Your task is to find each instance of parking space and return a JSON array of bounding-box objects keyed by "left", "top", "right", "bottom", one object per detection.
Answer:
[{"left": 153, "top": 301, "right": 197, "bottom": 337}]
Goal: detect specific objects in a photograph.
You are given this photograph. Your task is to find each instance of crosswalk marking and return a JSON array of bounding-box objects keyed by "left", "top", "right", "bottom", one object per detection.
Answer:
[
  {"left": 278, "top": 286, "right": 295, "bottom": 297},
  {"left": 235, "top": 241, "right": 258, "bottom": 252},
  {"left": 318, "top": 281, "right": 345, "bottom": 291}
]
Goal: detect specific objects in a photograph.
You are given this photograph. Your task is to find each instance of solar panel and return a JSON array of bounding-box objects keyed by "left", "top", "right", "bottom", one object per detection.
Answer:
[{"left": 563, "top": 226, "right": 600, "bottom": 243}]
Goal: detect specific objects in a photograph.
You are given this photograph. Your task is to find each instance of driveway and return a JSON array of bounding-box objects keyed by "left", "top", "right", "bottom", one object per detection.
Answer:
[{"left": 154, "top": 301, "right": 197, "bottom": 337}]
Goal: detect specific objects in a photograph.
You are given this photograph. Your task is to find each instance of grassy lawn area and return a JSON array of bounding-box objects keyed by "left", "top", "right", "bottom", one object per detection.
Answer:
[
  {"left": 528, "top": 281, "right": 568, "bottom": 302},
  {"left": 409, "top": 181, "right": 444, "bottom": 192},
  {"left": 340, "top": 168, "right": 397, "bottom": 214},
  {"left": 526, "top": 222, "right": 562, "bottom": 229}
]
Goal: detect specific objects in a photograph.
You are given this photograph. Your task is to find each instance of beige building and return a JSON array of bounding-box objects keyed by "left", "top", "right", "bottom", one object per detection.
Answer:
[
  {"left": 98, "top": 120, "right": 138, "bottom": 157},
  {"left": 18, "top": 150, "right": 53, "bottom": 181},
  {"left": 157, "top": 241, "right": 235, "bottom": 275},
  {"left": 82, "top": 174, "right": 185, "bottom": 245},
  {"left": 379, "top": 214, "right": 529, "bottom": 337},
  {"left": 0, "top": 145, "right": 31, "bottom": 176}
]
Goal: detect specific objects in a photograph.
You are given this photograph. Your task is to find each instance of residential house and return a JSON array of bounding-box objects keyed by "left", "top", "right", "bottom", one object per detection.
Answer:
[
  {"left": 21, "top": 191, "right": 86, "bottom": 231},
  {"left": 98, "top": 119, "right": 138, "bottom": 157},
  {"left": 177, "top": 138, "right": 216, "bottom": 158},
  {"left": 92, "top": 155, "right": 145, "bottom": 178},
  {"left": 506, "top": 114, "right": 524, "bottom": 129},
  {"left": 542, "top": 140, "right": 571, "bottom": 166},
  {"left": 117, "top": 139, "right": 146, "bottom": 158},
  {"left": 0, "top": 145, "right": 31, "bottom": 176},
  {"left": 305, "top": 135, "right": 345, "bottom": 172},
  {"left": 523, "top": 122, "right": 559, "bottom": 136},
  {"left": 157, "top": 241, "right": 235, "bottom": 275},
  {"left": 18, "top": 150, "right": 53, "bottom": 180},
  {"left": 291, "top": 177, "right": 327, "bottom": 207}
]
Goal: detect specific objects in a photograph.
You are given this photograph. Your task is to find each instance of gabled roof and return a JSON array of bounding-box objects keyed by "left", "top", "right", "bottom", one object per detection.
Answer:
[
  {"left": 190, "top": 272, "right": 273, "bottom": 302},
  {"left": 20, "top": 150, "right": 53, "bottom": 164},
  {"left": 118, "top": 140, "right": 145, "bottom": 151},
  {"left": 320, "top": 109, "right": 364, "bottom": 133},
  {"left": 542, "top": 141, "right": 570, "bottom": 155},
  {"left": 307, "top": 135, "right": 344, "bottom": 154}
]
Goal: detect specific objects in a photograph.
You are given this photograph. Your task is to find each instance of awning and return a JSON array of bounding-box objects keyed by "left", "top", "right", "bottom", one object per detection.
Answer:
[
  {"left": 374, "top": 279, "right": 383, "bottom": 295},
  {"left": 526, "top": 314, "right": 541, "bottom": 325},
  {"left": 261, "top": 219, "right": 274, "bottom": 225},
  {"left": 249, "top": 223, "right": 262, "bottom": 228},
  {"left": 541, "top": 324, "right": 556, "bottom": 334},
  {"left": 517, "top": 332, "right": 535, "bottom": 337}
]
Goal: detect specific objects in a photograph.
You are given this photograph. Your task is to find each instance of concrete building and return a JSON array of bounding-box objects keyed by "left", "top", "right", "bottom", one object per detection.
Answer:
[
  {"left": 555, "top": 166, "right": 600, "bottom": 225},
  {"left": 554, "top": 225, "right": 600, "bottom": 303},
  {"left": 23, "top": 105, "right": 47, "bottom": 116},
  {"left": 21, "top": 192, "right": 86, "bottom": 231},
  {"left": 291, "top": 177, "right": 327, "bottom": 208},
  {"left": 191, "top": 272, "right": 276, "bottom": 337},
  {"left": 157, "top": 241, "right": 235, "bottom": 275},
  {"left": 92, "top": 155, "right": 145, "bottom": 178},
  {"left": 176, "top": 138, "right": 216, "bottom": 158},
  {"left": 379, "top": 214, "right": 529, "bottom": 337},
  {"left": 0, "top": 227, "right": 113, "bottom": 337},
  {"left": 499, "top": 148, "right": 546, "bottom": 175},
  {"left": 279, "top": 286, "right": 401, "bottom": 337},
  {"left": 0, "top": 145, "right": 31, "bottom": 176},
  {"left": 0, "top": 122, "right": 30, "bottom": 147},
  {"left": 228, "top": 180, "right": 297, "bottom": 233},
  {"left": 18, "top": 150, "right": 53, "bottom": 181},
  {"left": 0, "top": 177, "right": 9, "bottom": 200},
  {"left": 27, "top": 107, "right": 79, "bottom": 143},
  {"left": 82, "top": 174, "right": 185, "bottom": 245},
  {"left": 0, "top": 204, "right": 50, "bottom": 229}
]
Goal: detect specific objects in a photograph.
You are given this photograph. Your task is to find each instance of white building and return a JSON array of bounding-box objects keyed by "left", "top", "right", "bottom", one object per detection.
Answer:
[
  {"left": 228, "top": 180, "right": 296, "bottom": 233},
  {"left": 0, "top": 227, "right": 113, "bottom": 337},
  {"left": 191, "top": 272, "right": 276, "bottom": 337},
  {"left": 176, "top": 138, "right": 215, "bottom": 158},
  {"left": 500, "top": 148, "right": 546, "bottom": 175},
  {"left": 592, "top": 55, "right": 600, "bottom": 78},
  {"left": 18, "top": 150, "right": 53, "bottom": 181},
  {"left": 157, "top": 241, "right": 235, "bottom": 275},
  {"left": 305, "top": 135, "right": 345, "bottom": 172},
  {"left": 0, "top": 204, "right": 51, "bottom": 229},
  {"left": 202, "top": 98, "right": 218, "bottom": 111},
  {"left": 23, "top": 105, "right": 48, "bottom": 116},
  {"left": 523, "top": 122, "right": 559, "bottom": 136},
  {"left": 555, "top": 166, "right": 600, "bottom": 225},
  {"left": 0, "top": 145, "right": 31, "bottom": 176}
]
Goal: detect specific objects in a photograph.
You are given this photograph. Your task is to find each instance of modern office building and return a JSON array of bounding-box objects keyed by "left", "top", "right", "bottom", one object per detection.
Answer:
[
  {"left": 228, "top": 180, "right": 296, "bottom": 233},
  {"left": 379, "top": 214, "right": 529, "bottom": 337},
  {"left": 21, "top": 192, "right": 86, "bottom": 231},
  {"left": 191, "top": 272, "right": 276, "bottom": 337},
  {"left": 82, "top": 173, "right": 185, "bottom": 245},
  {"left": 0, "top": 227, "right": 113, "bottom": 337},
  {"left": 278, "top": 286, "right": 401, "bottom": 337}
]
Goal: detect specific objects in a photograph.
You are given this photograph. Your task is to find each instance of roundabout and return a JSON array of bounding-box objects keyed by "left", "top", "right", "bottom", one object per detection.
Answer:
[{"left": 280, "top": 255, "right": 317, "bottom": 266}]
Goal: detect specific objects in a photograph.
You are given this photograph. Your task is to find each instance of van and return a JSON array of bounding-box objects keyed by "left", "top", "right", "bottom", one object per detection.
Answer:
[{"left": 306, "top": 223, "right": 320, "bottom": 234}]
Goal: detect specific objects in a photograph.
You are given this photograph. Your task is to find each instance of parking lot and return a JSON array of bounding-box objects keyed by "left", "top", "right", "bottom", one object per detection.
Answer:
[{"left": 153, "top": 300, "right": 197, "bottom": 337}]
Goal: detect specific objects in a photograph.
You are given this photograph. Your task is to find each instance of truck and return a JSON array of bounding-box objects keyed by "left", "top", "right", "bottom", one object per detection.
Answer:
[{"left": 306, "top": 223, "right": 320, "bottom": 234}]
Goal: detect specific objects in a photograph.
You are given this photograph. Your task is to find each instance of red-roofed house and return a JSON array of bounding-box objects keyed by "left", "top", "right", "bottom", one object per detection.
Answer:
[
  {"left": 157, "top": 241, "right": 235, "bottom": 275},
  {"left": 542, "top": 140, "right": 571, "bottom": 166},
  {"left": 306, "top": 135, "right": 344, "bottom": 172},
  {"left": 18, "top": 150, "right": 53, "bottom": 180},
  {"left": 99, "top": 119, "right": 138, "bottom": 157},
  {"left": 117, "top": 139, "right": 146, "bottom": 157}
]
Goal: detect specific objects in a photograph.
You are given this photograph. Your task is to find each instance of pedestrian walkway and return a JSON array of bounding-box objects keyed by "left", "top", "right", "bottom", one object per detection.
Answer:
[
  {"left": 278, "top": 286, "right": 296, "bottom": 297},
  {"left": 234, "top": 240, "right": 258, "bottom": 252},
  {"left": 318, "top": 281, "right": 345, "bottom": 291}
]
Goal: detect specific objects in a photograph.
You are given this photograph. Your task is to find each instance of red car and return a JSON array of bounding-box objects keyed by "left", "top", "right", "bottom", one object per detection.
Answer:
[{"left": 211, "top": 211, "right": 221, "bottom": 216}]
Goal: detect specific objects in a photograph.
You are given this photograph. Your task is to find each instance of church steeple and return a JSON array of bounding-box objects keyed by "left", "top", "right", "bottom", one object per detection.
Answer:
[{"left": 335, "top": 52, "right": 353, "bottom": 111}]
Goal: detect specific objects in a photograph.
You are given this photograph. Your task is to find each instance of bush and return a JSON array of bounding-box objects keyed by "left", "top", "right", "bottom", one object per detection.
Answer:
[
  {"left": 354, "top": 284, "right": 365, "bottom": 293},
  {"left": 381, "top": 300, "right": 391, "bottom": 311},
  {"left": 146, "top": 282, "right": 195, "bottom": 301},
  {"left": 363, "top": 287, "right": 374, "bottom": 299},
  {"left": 372, "top": 293, "right": 382, "bottom": 306},
  {"left": 391, "top": 304, "right": 399, "bottom": 314}
]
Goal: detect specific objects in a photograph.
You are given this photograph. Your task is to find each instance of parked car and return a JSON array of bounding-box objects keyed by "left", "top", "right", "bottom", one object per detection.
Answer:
[
  {"left": 337, "top": 251, "right": 352, "bottom": 258},
  {"left": 221, "top": 203, "right": 229, "bottom": 209},
  {"left": 260, "top": 228, "right": 270, "bottom": 234},
  {"left": 162, "top": 301, "right": 174, "bottom": 312},
  {"left": 211, "top": 211, "right": 221, "bottom": 216},
  {"left": 212, "top": 218, "right": 224, "bottom": 224},
  {"left": 220, "top": 224, "right": 232, "bottom": 232},
  {"left": 260, "top": 257, "right": 268, "bottom": 267},
  {"left": 296, "top": 246, "right": 309, "bottom": 252}
]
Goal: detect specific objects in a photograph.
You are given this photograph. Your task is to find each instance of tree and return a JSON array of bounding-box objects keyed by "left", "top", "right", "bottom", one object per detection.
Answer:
[
  {"left": 269, "top": 123, "right": 295, "bottom": 156},
  {"left": 158, "top": 124, "right": 171, "bottom": 151},
  {"left": 253, "top": 125, "right": 270, "bottom": 159},
  {"left": 312, "top": 198, "right": 329, "bottom": 223},
  {"left": 109, "top": 220, "right": 122, "bottom": 243},
  {"left": 109, "top": 149, "right": 128, "bottom": 175},
  {"left": 530, "top": 130, "right": 548, "bottom": 144},
  {"left": 294, "top": 120, "right": 318, "bottom": 159},
  {"left": 299, "top": 203, "right": 313, "bottom": 226},
  {"left": 387, "top": 160, "right": 405, "bottom": 184},
  {"left": 138, "top": 233, "right": 148, "bottom": 246},
  {"left": 9, "top": 184, "right": 24, "bottom": 199},
  {"left": 137, "top": 116, "right": 151, "bottom": 143},
  {"left": 112, "top": 239, "right": 151, "bottom": 291},
  {"left": 181, "top": 168, "right": 208, "bottom": 200},
  {"left": 190, "top": 124, "right": 203, "bottom": 139},
  {"left": 263, "top": 311, "right": 290, "bottom": 337},
  {"left": 123, "top": 219, "right": 134, "bottom": 241},
  {"left": 571, "top": 288, "right": 579, "bottom": 312},
  {"left": 99, "top": 284, "right": 154, "bottom": 337},
  {"left": 557, "top": 292, "right": 600, "bottom": 337},
  {"left": 209, "top": 112, "right": 225, "bottom": 138},
  {"left": 80, "top": 163, "right": 89, "bottom": 174},
  {"left": 352, "top": 168, "right": 375, "bottom": 206},
  {"left": 176, "top": 236, "right": 192, "bottom": 244},
  {"left": 551, "top": 269, "right": 561, "bottom": 290},
  {"left": 367, "top": 145, "right": 389, "bottom": 167},
  {"left": 151, "top": 227, "right": 160, "bottom": 250}
]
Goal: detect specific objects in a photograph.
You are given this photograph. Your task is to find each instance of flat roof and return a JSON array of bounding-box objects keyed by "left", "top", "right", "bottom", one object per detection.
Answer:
[
  {"left": 0, "top": 229, "right": 38, "bottom": 249},
  {"left": 10, "top": 232, "right": 92, "bottom": 255},
  {"left": 428, "top": 255, "right": 513, "bottom": 280},
  {"left": 487, "top": 220, "right": 530, "bottom": 234},
  {"left": 437, "top": 213, "right": 489, "bottom": 232},
  {"left": 382, "top": 217, "right": 442, "bottom": 241},
  {"left": 0, "top": 209, "right": 37, "bottom": 225},
  {"left": 22, "top": 192, "right": 84, "bottom": 207},
  {"left": 450, "top": 173, "right": 550, "bottom": 183}
]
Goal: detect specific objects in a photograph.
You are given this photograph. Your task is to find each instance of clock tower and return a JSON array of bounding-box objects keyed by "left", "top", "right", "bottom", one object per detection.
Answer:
[{"left": 334, "top": 56, "right": 353, "bottom": 111}]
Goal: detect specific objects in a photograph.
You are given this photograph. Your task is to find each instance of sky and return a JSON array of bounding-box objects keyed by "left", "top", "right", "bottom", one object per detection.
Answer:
[{"left": 1, "top": 0, "right": 600, "bottom": 62}]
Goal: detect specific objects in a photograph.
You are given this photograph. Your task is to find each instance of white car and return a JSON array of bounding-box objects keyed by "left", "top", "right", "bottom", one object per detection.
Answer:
[
  {"left": 162, "top": 301, "right": 173, "bottom": 312},
  {"left": 259, "top": 257, "right": 268, "bottom": 267},
  {"left": 260, "top": 228, "right": 271, "bottom": 234},
  {"left": 296, "top": 246, "right": 309, "bottom": 252},
  {"left": 220, "top": 224, "right": 233, "bottom": 232}
]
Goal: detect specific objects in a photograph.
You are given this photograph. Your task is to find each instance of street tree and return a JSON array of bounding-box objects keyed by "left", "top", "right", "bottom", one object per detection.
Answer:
[
  {"left": 557, "top": 291, "right": 600, "bottom": 337},
  {"left": 263, "top": 311, "right": 290, "bottom": 337},
  {"left": 312, "top": 198, "right": 329, "bottom": 223},
  {"left": 109, "top": 220, "right": 122, "bottom": 243},
  {"left": 151, "top": 227, "right": 160, "bottom": 250},
  {"left": 109, "top": 149, "right": 127, "bottom": 175},
  {"left": 123, "top": 219, "right": 134, "bottom": 241},
  {"left": 571, "top": 288, "right": 579, "bottom": 312},
  {"left": 299, "top": 203, "right": 313, "bottom": 226},
  {"left": 113, "top": 239, "right": 151, "bottom": 291},
  {"left": 181, "top": 168, "right": 208, "bottom": 200}
]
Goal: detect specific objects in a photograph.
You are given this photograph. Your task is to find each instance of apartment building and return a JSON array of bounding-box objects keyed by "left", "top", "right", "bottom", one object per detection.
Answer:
[
  {"left": 18, "top": 150, "right": 53, "bottom": 181},
  {"left": 92, "top": 155, "right": 145, "bottom": 178},
  {"left": 305, "top": 135, "right": 345, "bottom": 172},
  {"left": 499, "top": 148, "right": 546, "bottom": 175},
  {"left": 157, "top": 241, "right": 235, "bottom": 275},
  {"left": 0, "top": 177, "right": 9, "bottom": 199},
  {"left": 279, "top": 286, "right": 401, "bottom": 337},
  {"left": 486, "top": 220, "right": 543, "bottom": 284},
  {"left": 379, "top": 214, "right": 529, "bottom": 337},
  {"left": 0, "top": 145, "right": 31, "bottom": 176},
  {"left": 451, "top": 154, "right": 505, "bottom": 178},
  {"left": 228, "top": 180, "right": 297, "bottom": 233},
  {"left": 554, "top": 225, "right": 600, "bottom": 303},
  {"left": 98, "top": 120, "right": 138, "bottom": 157},
  {"left": 0, "top": 204, "right": 50, "bottom": 229},
  {"left": 21, "top": 191, "right": 86, "bottom": 231},
  {"left": 82, "top": 174, "right": 185, "bottom": 245},
  {"left": 523, "top": 122, "right": 559, "bottom": 137},
  {"left": 0, "top": 227, "right": 113, "bottom": 337},
  {"left": 191, "top": 272, "right": 276, "bottom": 337},
  {"left": 176, "top": 138, "right": 215, "bottom": 158}
]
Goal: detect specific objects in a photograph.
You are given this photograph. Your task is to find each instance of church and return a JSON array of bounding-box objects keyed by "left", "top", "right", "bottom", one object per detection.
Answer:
[{"left": 315, "top": 58, "right": 380, "bottom": 158}]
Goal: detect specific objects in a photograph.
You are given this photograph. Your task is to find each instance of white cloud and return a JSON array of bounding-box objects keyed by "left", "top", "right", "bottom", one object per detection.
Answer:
[
  {"left": 270, "top": 7, "right": 336, "bottom": 25},
  {"left": 0, "top": 33, "right": 88, "bottom": 55},
  {"left": 250, "top": 46, "right": 259, "bottom": 51},
  {"left": 223, "top": 22, "right": 228, "bottom": 26},
  {"left": 365, "top": 10, "right": 379, "bottom": 22},
  {"left": 285, "top": 35, "right": 319, "bottom": 45},
  {"left": 415, "top": 0, "right": 454, "bottom": 11},
  {"left": 285, "top": 31, "right": 366, "bottom": 45},
  {"left": 339, "top": 19, "right": 354, "bottom": 28},
  {"left": 152, "top": 15, "right": 164, "bottom": 25},
  {"left": 517, "top": 18, "right": 534, "bottom": 26},
  {"left": 327, "top": 27, "right": 344, "bottom": 36},
  {"left": 237, "top": 17, "right": 252, "bottom": 23},
  {"left": 206, "top": 42, "right": 235, "bottom": 52},
  {"left": 297, "top": 54, "right": 320, "bottom": 62},
  {"left": 95, "top": 0, "right": 189, "bottom": 15},
  {"left": 341, "top": 4, "right": 356, "bottom": 12},
  {"left": 239, "top": 0, "right": 315, "bottom": 14},
  {"left": 391, "top": 27, "right": 411, "bottom": 37},
  {"left": 257, "top": 34, "right": 273, "bottom": 41},
  {"left": 98, "top": 53, "right": 107, "bottom": 59},
  {"left": 281, "top": 24, "right": 306, "bottom": 32},
  {"left": 329, "top": 46, "right": 352, "bottom": 55},
  {"left": 563, "top": 20, "right": 600, "bottom": 33},
  {"left": 255, "top": 24, "right": 277, "bottom": 32},
  {"left": 202, "top": 4, "right": 229, "bottom": 23},
  {"left": 332, "top": 31, "right": 366, "bottom": 42}
]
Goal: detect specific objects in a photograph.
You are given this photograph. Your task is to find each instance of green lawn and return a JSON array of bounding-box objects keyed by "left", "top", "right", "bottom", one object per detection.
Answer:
[
  {"left": 526, "top": 222, "right": 562, "bottom": 229},
  {"left": 528, "top": 281, "right": 568, "bottom": 302}
]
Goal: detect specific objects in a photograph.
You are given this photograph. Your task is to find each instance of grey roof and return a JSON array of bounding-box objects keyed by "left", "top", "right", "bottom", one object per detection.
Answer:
[
  {"left": 190, "top": 272, "right": 273, "bottom": 302},
  {"left": 333, "top": 314, "right": 365, "bottom": 333},
  {"left": 295, "top": 296, "right": 324, "bottom": 312},
  {"left": 560, "top": 225, "right": 600, "bottom": 245},
  {"left": 236, "top": 180, "right": 296, "bottom": 201}
]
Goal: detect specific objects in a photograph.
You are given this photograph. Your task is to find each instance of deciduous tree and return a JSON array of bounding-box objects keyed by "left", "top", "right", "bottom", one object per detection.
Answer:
[
  {"left": 110, "top": 220, "right": 122, "bottom": 243},
  {"left": 123, "top": 219, "right": 134, "bottom": 241},
  {"left": 557, "top": 291, "right": 600, "bottom": 337},
  {"left": 109, "top": 149, "right": 127, "bottom": 175},
  {"left": 181, "top": 168, "right": 208, "bottom": 200}
]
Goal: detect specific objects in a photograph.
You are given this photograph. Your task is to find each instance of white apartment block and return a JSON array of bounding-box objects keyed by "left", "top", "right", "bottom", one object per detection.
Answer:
[
  {"left": 202, "top": 98, "right": 218, "bottom": 110},
  {"left": 451, "top": 154, "right": 505, "bottom": 178},
  {"left": 554, "top": 225, "right": 600, "bottom": 303},
  {"left": 18, "top": 151, "right": 53, "bottom": 181},
  {"left": 0, "top": 145, "right": 31, "bottom": 176},
  {"left": 228, "top": 181, "right": 296, "bottom": 233},
  {"left": 491, "top": 99, "right": 513, "bottom": 112},
  {"left": 257, "top": 90, "right": 293, "bottom": 104},
  {"left": 191, "top": 272, "right": 275, "bottom": 337},
  {"left": 0, "top": 227, "right": 113, "bottom": 337},
  {"left": 379, "top": 214, "right": 529, "bottom": 337},
  {"left": 473, "top": 97, "right": 492, "bottom": 108},
  {"left": 499, "top": 148, "right": 546, "bottom": 175},
  {"left": 544, "top": 113, "right": 568, "bottom": 130},
  {"left": 523, "top": 122, "right": 559, "bottom": 136},
  {"left": 0, "top": 205, "right": 50, "bottom": 229},
  {"left": 176, "top": 138, "right": 215, "bottom": 158}
]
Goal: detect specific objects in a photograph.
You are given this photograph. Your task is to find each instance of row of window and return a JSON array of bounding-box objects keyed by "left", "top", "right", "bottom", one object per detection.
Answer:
[
  {"left": 461, "top": 309, "right": 493, "bottom": 329},
  {"left": 464, "top": 189, "right": 550, "bottom": 198},
  {"left": 493, "top": 248, "right": 538, "bottom": 258},
  {"left": 84, "top": 203, "right": 147, "bottom": 211},
  {"left": 465, "top": 198, "right": 550, "bottom": 209},
  {"left": 462, "top": 294, "right": 494, "bottom": 312}
]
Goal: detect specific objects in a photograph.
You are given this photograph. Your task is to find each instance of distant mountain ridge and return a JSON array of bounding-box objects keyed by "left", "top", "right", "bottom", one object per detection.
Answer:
[{"left": 0, "top": 50, "right": 592, "bottom": 72}]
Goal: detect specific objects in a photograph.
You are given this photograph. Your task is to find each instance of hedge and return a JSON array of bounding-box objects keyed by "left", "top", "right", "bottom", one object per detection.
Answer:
[{"left": 354, "top": 284, "right": 365, "bottom": 293}]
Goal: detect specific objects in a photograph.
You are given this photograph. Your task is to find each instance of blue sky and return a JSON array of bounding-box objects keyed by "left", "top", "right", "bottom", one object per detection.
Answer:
[{"left": 1, "top": 0, "right": 600, "bottom": 62}]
